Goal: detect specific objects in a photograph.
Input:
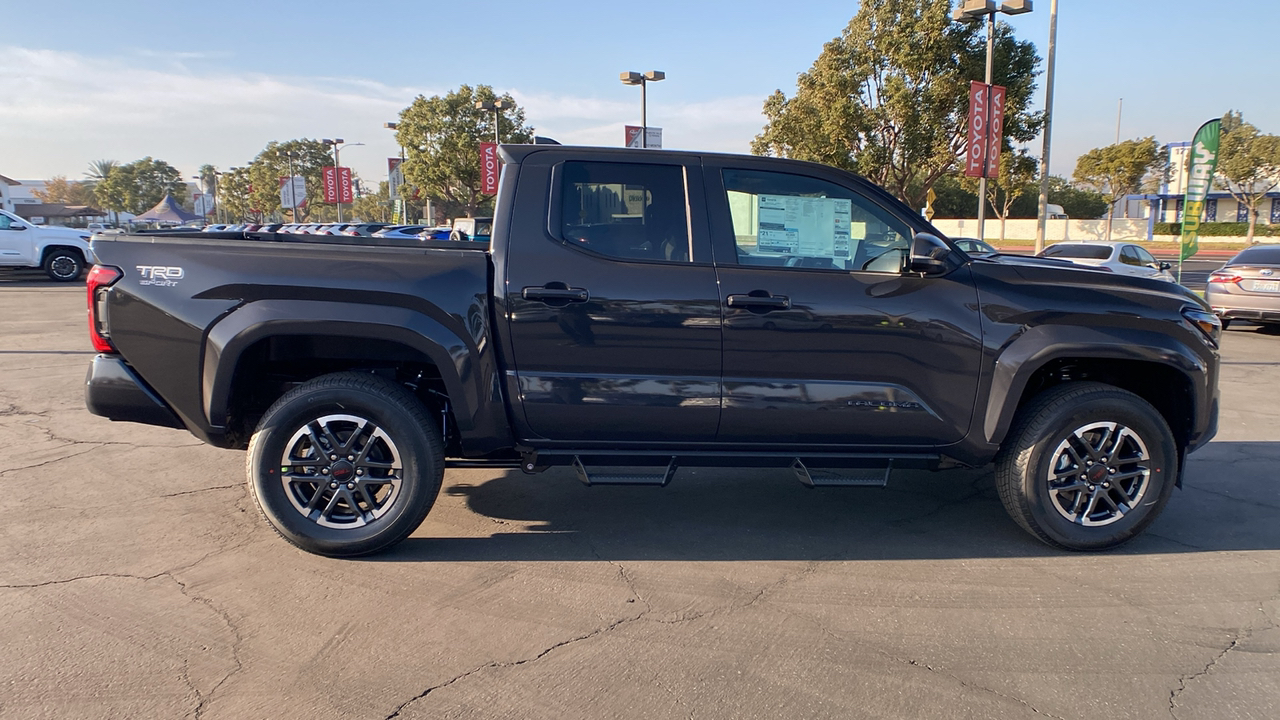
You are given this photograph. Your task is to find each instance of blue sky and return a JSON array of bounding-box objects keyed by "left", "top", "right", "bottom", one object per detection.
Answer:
[{"left": 2, "top": 0, "right": 1275, "bottom": 189}]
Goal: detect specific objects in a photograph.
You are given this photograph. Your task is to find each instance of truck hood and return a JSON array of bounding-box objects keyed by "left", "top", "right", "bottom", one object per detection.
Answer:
[
  {"left": 36, "top": 225, "right": 92, "bottom": 240},
  {"left": 968, "top": 253, "right": 1207, "bottom": 309}
]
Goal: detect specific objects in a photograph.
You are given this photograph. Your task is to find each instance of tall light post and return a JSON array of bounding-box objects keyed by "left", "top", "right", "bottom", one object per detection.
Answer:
[
  {"left": 620, "top": 70, "right": 665, "bottom": 148},
  {"left": 1034, "top": 0, "right": 1058, "bottom": 254},
  {"left": 227, "top": 167, "right": 241, "bottom": 223},
  {"left": 281, "top": 151, "right": 300, "bottom": 223},
  {"left": 474, "top": 100, "right": 514, "bottom": 144},
  {"left": 953, "top": 1, "right": 1032, "bottom": 242}
]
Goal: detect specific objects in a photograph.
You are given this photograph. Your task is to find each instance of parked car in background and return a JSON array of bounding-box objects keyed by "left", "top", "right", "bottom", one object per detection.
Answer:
[
  {"left": 1038, "top": 242, "right": 1175, "bottom": 282},
  {"left": 449, "top": 217, "right": 493, "bottom": 242},
  {"left": 339, "top": 223, "right": 390, "bottom": 237},
  {"left": 373, "top": 225, "right": 429, "bottom": 239},
  {"left": 417, "top": 226, "right": 453, "bottom": 241},
  {"left": 1206, "top": 245, "right": 1280, "bottom": 329},
  {"left": 951, "top": 237, "right": 998, "bottom": 256},
  {"left": 0, "top": 208, "right": 92, "bottom": 280}
]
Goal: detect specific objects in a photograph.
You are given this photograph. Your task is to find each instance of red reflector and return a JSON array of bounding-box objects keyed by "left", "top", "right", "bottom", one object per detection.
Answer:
[{"left": 86, "top": 265, "right": 122, "bottom": 353}]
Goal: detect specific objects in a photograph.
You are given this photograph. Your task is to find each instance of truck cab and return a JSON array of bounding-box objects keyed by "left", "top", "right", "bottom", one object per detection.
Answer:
[{"left": 0, "top": 209, "right": 92, "bottom": 280}]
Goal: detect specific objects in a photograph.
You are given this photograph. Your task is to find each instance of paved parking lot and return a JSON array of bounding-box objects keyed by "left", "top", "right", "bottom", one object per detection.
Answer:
[{"left": 1, "top": 271, "right": 1277, "bottom": 720}]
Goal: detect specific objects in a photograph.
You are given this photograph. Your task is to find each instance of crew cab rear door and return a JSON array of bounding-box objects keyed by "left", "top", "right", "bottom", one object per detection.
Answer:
[
  {"left": 703, "top": 157, "right": 983, "bottom": 446},
  {"left": 501, "top": 150, "right": 722, "bottom": 443}
]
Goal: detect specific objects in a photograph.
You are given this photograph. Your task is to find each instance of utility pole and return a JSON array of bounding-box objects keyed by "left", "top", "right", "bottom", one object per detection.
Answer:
[
  {"left": 976, "top": 12, "right": 995, "bottom": 242},
  {"left": 1034, "top": 0, "right": 1058, "bottom": 254}
]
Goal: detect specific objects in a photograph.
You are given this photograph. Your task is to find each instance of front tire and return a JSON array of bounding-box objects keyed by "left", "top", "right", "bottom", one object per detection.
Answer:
[
  {"left": 42, "top": 248, "right": 84, "bottom": 282},
  {"left": 247, "top": 372, "right": 444, "bottom": 557},
  {"left": 995, "top": 382, "right": 1178, "bottom": 551}
]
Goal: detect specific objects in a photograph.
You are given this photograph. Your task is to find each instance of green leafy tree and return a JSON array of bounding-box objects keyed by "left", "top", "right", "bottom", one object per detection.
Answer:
[
  {"left": 960, "top": 149, "right": 1038, "bottom": 240},
  {"left": 350, "top": 181, "right": 390, "bottom": 222},
  {"left": 1215, "top": 111, "right": 1280, "bottom": 243},
  {"left": 92, "top": 157, "right": 187, "bottom": 215},
  {"left": 395, "top": 84, "right": 534, "bottom": 219},
  {"left": 218, "top": 167, "right": 254, "bottom": 223},
  {"left": 751, "top": 0, "right": 1042, "bottom": 210},
  {"left": 33, "top": 176, "right": 99, "bottom": 206},
  {"left": 246, "top": 139, "right": 335, "bottom": 222},
  {"left": 1072, "top": 137, "right": 1163, "bottom": 241}
]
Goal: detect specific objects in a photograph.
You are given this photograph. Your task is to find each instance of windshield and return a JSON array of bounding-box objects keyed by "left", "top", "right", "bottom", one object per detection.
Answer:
[{"left": 1043, "top": 244, "right": 1112, "bottom": 260}]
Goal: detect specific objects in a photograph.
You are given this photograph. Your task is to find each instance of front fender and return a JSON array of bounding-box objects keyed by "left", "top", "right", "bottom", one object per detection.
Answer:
[{"left": 983, "top": 324, "right": 1211, "bottom": 445}]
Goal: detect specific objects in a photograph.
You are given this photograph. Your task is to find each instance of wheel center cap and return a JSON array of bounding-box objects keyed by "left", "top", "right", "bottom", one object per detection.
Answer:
[
  {"left": 331, "top": 461, "right": 355, "bottom": 482},
  {"left": 1087, "top": 464, "right": 1109, "bottom": 484}
]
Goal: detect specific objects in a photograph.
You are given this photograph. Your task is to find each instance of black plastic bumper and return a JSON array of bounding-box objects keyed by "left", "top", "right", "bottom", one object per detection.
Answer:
[{"left": 85, "top": 354, "right": 184, "bottom": 429}]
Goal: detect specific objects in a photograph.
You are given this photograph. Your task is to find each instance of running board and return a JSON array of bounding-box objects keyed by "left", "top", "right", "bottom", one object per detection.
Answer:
[
  {"left": 573, "top": 456, "right": 678, "bottom": 487},
  {"left": 793, "top": 458, "right": 892, "bottom": 488}
]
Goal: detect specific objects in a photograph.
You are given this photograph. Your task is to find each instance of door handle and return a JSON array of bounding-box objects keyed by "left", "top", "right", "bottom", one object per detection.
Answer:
[
  {"left": 726, "top": 293, "right": 790, "bottom": 310},
  {"left": 522, "top": 286, "right": 589, "bottom": 302}
]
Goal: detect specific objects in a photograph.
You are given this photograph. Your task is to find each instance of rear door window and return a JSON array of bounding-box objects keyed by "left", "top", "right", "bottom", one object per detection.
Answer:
[{"left": 558, "top": 161, "right": 691, "bottom": 263}]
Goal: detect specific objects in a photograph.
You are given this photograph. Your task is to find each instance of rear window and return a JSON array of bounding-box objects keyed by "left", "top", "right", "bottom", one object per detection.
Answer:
[
  {"left": 1230, "top": 246, "right": 1280, "bottom": 265},
  {"left": 1043, "top": 244, "right": 1112, "bottom": 260}
]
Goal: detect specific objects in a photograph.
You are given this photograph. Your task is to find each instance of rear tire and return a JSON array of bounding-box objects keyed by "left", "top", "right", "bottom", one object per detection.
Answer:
[
  {"left": 995, "top": 382, "right": 1178, "bottom": 551},
  {"left": 246, "top": 372, "right": 444, "bottom": 557},
  {"left": 42, "top": 248, "right": 84, "bottom": 282}
]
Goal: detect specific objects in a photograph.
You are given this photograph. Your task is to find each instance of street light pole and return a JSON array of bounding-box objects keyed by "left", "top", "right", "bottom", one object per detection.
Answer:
[
  {"left": 475, "top": 100, "right": 514, "bottom": 145},
  {"left": 620, "top": 71, "right": 665, "bottom": 148},
  {"left": 1034, "top": 0, "right": 1058, "bottom": 254}
]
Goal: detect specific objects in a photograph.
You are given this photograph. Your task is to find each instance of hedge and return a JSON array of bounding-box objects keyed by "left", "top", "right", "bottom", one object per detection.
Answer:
[{"left": 1153, "top": 222, "right": 1280, "bottom": 237}]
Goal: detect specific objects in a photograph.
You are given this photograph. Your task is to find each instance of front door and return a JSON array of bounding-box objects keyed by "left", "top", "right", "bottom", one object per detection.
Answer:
[
  {"left": 704, "top": 161, "right": 984, "bottom": 447},
  {"left": 502, "top": 152, "right": 722, "bottom": 444},
  {"left": 0, "top": 213, "right": 32, "bottom": 266}
]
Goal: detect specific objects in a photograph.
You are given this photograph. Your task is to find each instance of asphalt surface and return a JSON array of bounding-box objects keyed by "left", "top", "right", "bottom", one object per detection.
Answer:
[{"left": 2, "top": 271, "right": 1277, "bottom": 720}]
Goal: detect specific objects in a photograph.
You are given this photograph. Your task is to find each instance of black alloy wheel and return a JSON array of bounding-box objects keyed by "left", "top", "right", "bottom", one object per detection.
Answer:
[
  {"left": 43, "top": 248, "right": 84, "bottom": 282},
  {"left": 247, "top": 372, "right": 444, "bottom": 557}
]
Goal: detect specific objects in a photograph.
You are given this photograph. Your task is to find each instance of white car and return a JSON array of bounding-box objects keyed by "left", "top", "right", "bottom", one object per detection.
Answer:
[
  {"left": 1038, "top": 241, "right": 1176, "bottom": 282},
  {"left": 0, "top": 209, "right": 93, "bottom": 281}
]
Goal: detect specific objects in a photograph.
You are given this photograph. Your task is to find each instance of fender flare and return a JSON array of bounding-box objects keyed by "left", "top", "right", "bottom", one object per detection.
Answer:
[
  {"left": 202, "top": 299, "right": 483, "bottom": 432},
  {"left": 983, "top": 324, "right": 1209, "bottom": 445}
]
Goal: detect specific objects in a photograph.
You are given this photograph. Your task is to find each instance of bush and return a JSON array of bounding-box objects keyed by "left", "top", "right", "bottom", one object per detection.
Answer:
[{"left": 1153, "top": 222, "right": 1280, "bottom": 237}]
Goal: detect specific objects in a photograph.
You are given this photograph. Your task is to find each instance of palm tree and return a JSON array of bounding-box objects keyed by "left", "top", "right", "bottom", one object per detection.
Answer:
[{"left": 85, "top": 159, "right": 118, "bottom": 182}]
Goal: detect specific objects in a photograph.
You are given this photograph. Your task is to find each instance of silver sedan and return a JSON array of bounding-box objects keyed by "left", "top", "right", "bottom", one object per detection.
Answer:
[{"left": 1206, "top": 245, "right": 1280, "bottom": 328}]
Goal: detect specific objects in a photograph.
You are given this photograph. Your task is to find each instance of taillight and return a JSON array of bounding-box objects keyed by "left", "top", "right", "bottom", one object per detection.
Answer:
[
  {"left": 1208, "top": 271, "right": 1242, "bottom": 284},
  {"left": 86, "top": 265, "right": 122, "bottom": 353}
]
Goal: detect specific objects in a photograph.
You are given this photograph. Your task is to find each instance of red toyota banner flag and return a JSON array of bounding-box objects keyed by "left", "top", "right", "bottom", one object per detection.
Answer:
[
  {"left": 322, "top": 166, "right": 338, "bottom": 203},
  {"left": 479, "top": 142, "right": 500, "bottom": 195},
  {"left": 388, "top": 157, "right": 402, "bottom": 173},
  {"left": 336, "top": 167, "right": 354, "bottom": 204},
  {"left": 965, "top": 81, "right": 988, "bottom": 178},
  {"left": 986, "top": 85, "right": 1006, "bottom": 177}
]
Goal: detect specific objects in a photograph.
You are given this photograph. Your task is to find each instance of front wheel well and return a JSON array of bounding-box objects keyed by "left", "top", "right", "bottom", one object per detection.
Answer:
[
  {"left": 224, "top": 335, "right": 459, "bottom": 453},
  {"left": 1014, "top": 358, "right": 1194, "bottom": 448},
  {"left": 41, "top": 245, "right": 86, "bottom": 263}
]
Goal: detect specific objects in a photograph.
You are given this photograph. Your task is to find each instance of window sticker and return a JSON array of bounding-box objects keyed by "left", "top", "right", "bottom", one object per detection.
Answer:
[{"left": 755, "top": 195, "right": 852, "bottom": 259}]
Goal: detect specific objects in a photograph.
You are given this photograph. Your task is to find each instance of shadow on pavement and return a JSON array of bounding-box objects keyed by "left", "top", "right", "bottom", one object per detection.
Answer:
[{"left": 378, "top": 441, "right": 1280, "bottom": 563}]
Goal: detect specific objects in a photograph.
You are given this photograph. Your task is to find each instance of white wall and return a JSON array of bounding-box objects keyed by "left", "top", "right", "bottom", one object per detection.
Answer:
[{"left": 931, "top": 218, "right": 1150, "bottom": 242}]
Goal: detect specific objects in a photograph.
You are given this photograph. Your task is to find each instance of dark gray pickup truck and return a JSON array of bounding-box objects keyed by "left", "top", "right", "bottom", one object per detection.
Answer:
[{"left": 84, "top": 145, "right": 1220, "bottom": 557}]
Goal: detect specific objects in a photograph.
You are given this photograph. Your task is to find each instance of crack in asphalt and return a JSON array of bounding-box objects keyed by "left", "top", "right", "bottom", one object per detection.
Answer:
[
  {"left": 161, "top": 570, "right": 246, "bottom": 720},
  {"left": 1167, "top": 631, "right": 1247, "bottom": 719}
]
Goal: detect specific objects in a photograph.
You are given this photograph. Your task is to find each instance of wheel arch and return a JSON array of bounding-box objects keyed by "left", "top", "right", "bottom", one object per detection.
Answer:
[
  {"left": 203, "top": 299, "right": 512, "bottom": 454},
  {"left": 39, "top": 243, "right": 87, "bottom": 264},
  {"left": 985, "top": 326, "right": 1209, "bottom": 451}
]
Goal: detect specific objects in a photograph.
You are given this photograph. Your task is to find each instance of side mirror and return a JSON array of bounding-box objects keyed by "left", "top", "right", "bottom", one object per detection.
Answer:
[
  {"left": 1159, "top": 261, "right": 1172, "bottom": 271},
  {"left": 909, "top": 232, "right": 951, "bottom": 275}
]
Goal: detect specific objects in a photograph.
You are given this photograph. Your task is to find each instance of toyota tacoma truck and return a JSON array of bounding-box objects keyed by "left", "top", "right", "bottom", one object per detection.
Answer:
[
  {"left": 83, "top": 145, "right": 1221, "bottom": 557},
  {"left": 0, "top": 209, "right": 92, "bottom": 281}
]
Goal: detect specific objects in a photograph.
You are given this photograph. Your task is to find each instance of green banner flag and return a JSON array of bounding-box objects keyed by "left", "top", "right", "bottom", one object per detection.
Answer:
[{"left": 1179, "top": 118, "right": 1221, "bottom": 263}]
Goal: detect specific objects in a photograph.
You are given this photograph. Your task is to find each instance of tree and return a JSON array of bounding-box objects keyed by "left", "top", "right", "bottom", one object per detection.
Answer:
[
  {"left": 85, "top": 159, "right": 118, "bottom": 183},
  {"left": 1215, "top": 111, "right": 1280, "bottom": 243},
  {"left": 751, "top": 0, "right": 1042, "bottom": 210},
  {"left": 395, "top": 85, "right": 534, "bottom": 219},
  {"left": 1072, "top": 137, "right": 1163, "bottom": 241},
  {"left": 218, "top": 167, "right": 254, "bottom": 223},
  {"left": 960, "top": 149, "right": 1038, "bottom": 240},
  {"left": 350, "top": 181, "right": 390, "bottom": 222},
  {"left": 92, "top": 157, "right": 188, "bottom": 216},
  {"left": 246, "top": 139, "right": 335, "bottom": 222},
  {"left": 32, "top": 176, "right": 98, "bottom": 206}
]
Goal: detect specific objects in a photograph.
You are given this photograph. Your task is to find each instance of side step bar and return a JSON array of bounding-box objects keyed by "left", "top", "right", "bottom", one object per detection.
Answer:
[
  {"left": 792, "top": 458, "right": 892, "bottom": 488},
  {"left": 573, "top": 456, "right": 679, "bottom": 487}
]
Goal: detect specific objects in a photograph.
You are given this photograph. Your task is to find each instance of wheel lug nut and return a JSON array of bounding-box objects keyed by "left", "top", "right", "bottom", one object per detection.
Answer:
[
  {"left": 347, "top": 455, "right": 354, "bottom": 461},
  {"left": 330, "top": 455, "right": 337, "bottom": 461},
  {"left": 321, "top": 468, "right": 329, "bottom": 475},
  {"left": 356, "top": 469, "right": 364, "bottom": 476},
  {"left": 346, "top": 482, "right": 355, "bottom": 490},
  {"left": 329, "top": 482, "right": 338, "bottom": 489}
]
